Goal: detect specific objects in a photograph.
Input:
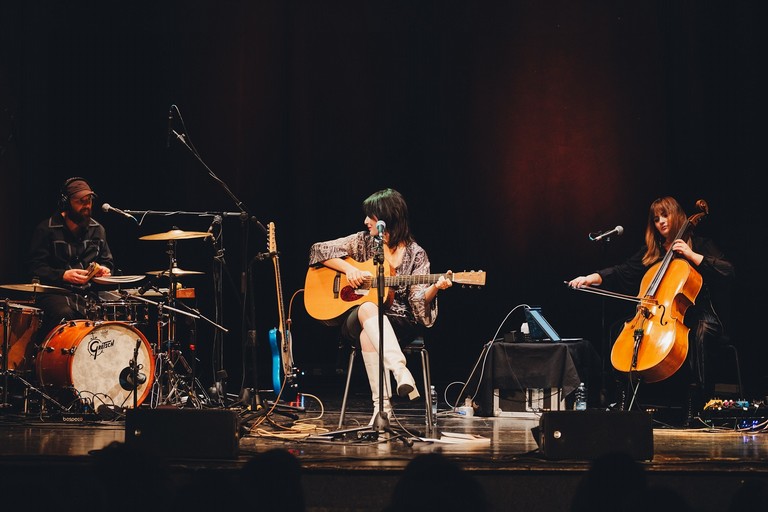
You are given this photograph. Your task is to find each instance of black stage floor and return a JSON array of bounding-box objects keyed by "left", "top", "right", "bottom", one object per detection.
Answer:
[{"left": 2, "top": 377, "right": 768, "bottom": 512}]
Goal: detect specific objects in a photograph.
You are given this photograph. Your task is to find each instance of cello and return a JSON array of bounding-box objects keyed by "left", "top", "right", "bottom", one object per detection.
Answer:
[{"left": 609, "top": 199, "right": 710, "bottom": 383}]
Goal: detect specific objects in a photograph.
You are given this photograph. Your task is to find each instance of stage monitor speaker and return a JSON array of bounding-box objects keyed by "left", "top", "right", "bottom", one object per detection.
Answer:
[
  {"left": 536, "top": 410, "right": 653, "bottom": 461},
  {"left": 125, "top": 408, "right": 241, "bottom": 460}
]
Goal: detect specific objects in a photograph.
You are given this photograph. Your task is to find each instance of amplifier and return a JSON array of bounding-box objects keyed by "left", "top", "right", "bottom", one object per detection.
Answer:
[
  {"left": 125, "top": 407, "right": 241, "bottom": 460},
  {"left": 535, "top": 410, "right": 654, "bottom": 460}
]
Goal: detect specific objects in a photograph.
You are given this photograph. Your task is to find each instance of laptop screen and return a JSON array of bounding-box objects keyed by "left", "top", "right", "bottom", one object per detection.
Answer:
[{"left": 524, "top": 306, "right": 562, "bottom": 342}]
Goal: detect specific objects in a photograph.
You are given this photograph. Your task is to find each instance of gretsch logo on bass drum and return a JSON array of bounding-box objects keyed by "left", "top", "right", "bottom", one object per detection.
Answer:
[{"left": 88, "top": 335, "right": 115, "bottom": 360}]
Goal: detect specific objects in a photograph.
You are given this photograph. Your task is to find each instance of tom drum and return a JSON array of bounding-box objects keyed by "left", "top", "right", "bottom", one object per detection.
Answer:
[{"left": 1, "top": 303, "right": 43, "bottom": 372}]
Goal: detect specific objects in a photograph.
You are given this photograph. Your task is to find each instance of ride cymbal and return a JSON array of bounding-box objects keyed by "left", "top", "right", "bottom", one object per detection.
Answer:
[
  {"left": 139, "top": 229, "right": 212, "bottom": 241},
  {"left": 146, "top": 268, "right": 204, "bottom": 277},
  {"left": 1, "top": 283, "right": 68, "bottom": 294}
]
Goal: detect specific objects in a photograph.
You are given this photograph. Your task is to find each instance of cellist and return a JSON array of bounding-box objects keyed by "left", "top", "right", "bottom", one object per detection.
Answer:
[{"left": 567, "top": 196, "right": 735, "bottom": 423}]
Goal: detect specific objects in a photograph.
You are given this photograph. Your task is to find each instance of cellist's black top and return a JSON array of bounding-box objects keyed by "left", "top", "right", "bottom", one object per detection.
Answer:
[{"left": 596, "top": 235, "right": 735, "bottom": 327}]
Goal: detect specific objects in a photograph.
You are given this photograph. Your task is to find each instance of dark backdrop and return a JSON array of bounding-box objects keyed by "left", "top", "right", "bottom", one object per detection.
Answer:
[{"left": 2, "top": 1, "right": 766, "bottom": 406}]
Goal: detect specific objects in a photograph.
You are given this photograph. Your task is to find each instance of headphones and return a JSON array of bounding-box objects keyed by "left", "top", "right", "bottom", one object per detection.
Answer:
[{"left": 58, "top": 176, "right": 90, "bottom": 212}]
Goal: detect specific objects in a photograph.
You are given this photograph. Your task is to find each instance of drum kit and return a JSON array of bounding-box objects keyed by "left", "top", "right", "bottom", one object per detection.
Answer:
[{"left": 0, "top": 228, "right": 217, "bottom": 417}]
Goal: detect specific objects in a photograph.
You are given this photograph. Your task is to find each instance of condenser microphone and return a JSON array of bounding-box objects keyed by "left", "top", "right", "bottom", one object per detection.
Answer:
[
  {"left": 590, "top": 225, "right": 624, "bottom": 241},
  {"left": 102, "top": 203, "right": 138, "bottom": 223},
  {"left": 376, "top": 220, "right": 386, "bottom": 238}
]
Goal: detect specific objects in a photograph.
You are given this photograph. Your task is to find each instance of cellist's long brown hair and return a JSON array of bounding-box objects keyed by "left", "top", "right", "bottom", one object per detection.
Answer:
[{"left": 642, "top": 196, "right": 690, "bottom": 266}]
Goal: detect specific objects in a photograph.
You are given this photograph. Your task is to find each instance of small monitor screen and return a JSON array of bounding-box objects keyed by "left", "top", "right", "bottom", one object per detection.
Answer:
[{"left": 524, "top": 306, "right": 562, "bottom": 342}]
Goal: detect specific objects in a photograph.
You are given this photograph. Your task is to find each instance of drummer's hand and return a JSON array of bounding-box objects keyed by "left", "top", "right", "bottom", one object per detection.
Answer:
[
  {"left": 95, "top": 266, "right": 111, "bottom": 278},
  {"left": 64, "top": 268, "right": 91, "bottom": 285}
]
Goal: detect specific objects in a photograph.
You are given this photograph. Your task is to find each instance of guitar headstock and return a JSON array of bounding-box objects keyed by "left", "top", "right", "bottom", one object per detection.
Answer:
[
  {"left": 451, "top": 270, "right": 487, "bottom": 288},
  {"left": 267, "top": 221, "right": 277, "bottom": 253}
]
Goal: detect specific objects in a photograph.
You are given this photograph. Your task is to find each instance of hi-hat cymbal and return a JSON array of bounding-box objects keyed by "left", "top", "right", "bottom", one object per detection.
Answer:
[
  {"left": 146, "top": 267, "right": 204, "bottom": 277},
  {"left": 139, "top": 229, "right": 212, "bottom": 241},
  {"left": 1, "top": 283, "right": 68, "bottom": 294}
]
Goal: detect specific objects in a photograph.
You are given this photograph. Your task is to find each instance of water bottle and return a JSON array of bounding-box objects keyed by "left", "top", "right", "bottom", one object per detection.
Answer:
[
  {"left": 574, "top": 382, "right": 587, "bottom": 411},
  {"left": 430, "top": 385, "right": 438, "bottom": 424}
]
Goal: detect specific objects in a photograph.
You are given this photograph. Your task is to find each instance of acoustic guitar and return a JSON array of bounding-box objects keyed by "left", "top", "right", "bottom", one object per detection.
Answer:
[{"left": 303, "top": 258, "right": 486, "bottom": 321}]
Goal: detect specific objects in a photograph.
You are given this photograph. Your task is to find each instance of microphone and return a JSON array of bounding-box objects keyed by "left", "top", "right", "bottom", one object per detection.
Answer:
[
  {"left": 166, "top": 105, "right": 174, "bottom": 148},
  {"left": 102, "top": 203, "right": 138, "bottom": 223},
  {"left": 590, "top": 225, "right": 624, "bottom": 241},
  {"left": 206, "top": 215, "right": 222, "bottom": 238},
  {"left": 376, "top": 220, "right": 386, "bottom": 238},
  {"left": 119, "top": 365, "right": 147, "bottom": 390}
]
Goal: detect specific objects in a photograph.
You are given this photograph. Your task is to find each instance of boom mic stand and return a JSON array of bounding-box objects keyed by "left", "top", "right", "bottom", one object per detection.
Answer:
[{"left": 166, "top": 105, "right": 268, "bottom": 411}]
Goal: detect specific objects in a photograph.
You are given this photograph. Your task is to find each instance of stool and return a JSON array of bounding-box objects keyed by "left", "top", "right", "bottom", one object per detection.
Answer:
[
  {"left": 338, "top": 336, "right": 433, "bottom": 428},
  {"left": 712, "top": 342, "right": 744, "bottom": 399}
]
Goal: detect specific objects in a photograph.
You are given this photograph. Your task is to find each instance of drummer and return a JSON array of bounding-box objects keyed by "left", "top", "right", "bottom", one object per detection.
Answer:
[{"left": 27, "top": 177, "right": 114, "bottom": 342}]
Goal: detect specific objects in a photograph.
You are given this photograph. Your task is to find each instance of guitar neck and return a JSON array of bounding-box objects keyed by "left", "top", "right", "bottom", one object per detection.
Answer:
[{"left": 374, "top": 273, "right": 446, "bottom": 287}]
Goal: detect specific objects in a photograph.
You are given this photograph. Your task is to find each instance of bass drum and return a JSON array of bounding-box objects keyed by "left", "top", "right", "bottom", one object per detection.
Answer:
[{"left": 36, "top": 320, "right": 155, "bottom": 408}]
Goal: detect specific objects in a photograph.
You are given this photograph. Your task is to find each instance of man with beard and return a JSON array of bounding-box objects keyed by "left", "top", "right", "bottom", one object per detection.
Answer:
[{"left": 28, "top": 177, "right": 114, "bottom": 344}]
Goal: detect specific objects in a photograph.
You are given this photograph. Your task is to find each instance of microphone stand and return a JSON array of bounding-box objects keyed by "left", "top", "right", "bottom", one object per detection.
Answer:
[
  {"left": 369, "top": 235, "right": 412, "bottom": 447},
  {"left": 167, "top": 118, "right": 267, "bottom": 412}
]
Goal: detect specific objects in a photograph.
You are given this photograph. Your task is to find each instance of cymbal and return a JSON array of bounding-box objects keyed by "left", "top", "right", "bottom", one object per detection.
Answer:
[
  {"left": 92, "top": 275, "right": 146, "bottom": 285},
  {"left": 1, "top": 282, "right": 68, "bottom": 294},
  {"left": 146, "top": 268, "right": 205, "bottom": 277},
  {"left": 139, "top": 229, "right": 212, "bottom": 241}
]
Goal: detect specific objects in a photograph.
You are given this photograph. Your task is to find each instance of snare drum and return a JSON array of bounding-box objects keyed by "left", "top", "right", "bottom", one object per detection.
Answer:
[
  {"left": 1, "top": 303, "right": 43, "bottom": 372},
  {"left": 36, "top": 320, "right": 155, "bottom": 408},
  {"left": 91, "top": 300, "right": 148, "bottom": 324}
]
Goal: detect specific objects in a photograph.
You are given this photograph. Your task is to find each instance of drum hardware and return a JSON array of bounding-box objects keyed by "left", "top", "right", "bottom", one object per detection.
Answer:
[{"left": 126, "top": 273, "right": 209, "bottom": 408}]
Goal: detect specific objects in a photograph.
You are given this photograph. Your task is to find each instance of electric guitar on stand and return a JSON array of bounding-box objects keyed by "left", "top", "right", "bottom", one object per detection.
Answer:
[{"left": 267, "top": 222, "right": 298, "bottom": 398}]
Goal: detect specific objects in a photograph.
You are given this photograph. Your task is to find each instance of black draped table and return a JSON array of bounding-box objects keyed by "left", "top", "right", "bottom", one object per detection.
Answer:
[{"left": 475, "top": 339, "right": 601, "bottom": 417}]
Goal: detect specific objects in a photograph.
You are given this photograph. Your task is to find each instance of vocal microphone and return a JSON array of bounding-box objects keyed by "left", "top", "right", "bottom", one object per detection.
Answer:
[
  {"left": 102, "top": 203, "right": 138, "bottom": 223},
  {"left": 167, "top": 105, "right": 174, "bottom": 148},
  {"left": 590, "top": 225, "right": 624, "bottom": 241},
  {"left": 376, "top": 220, "right": 386, "bottom": 238}
]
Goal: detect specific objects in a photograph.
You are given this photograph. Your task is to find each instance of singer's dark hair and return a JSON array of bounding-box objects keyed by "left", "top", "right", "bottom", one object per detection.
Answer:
[{"left": 362, "top": 188, "right": 414, "bottom": 247}]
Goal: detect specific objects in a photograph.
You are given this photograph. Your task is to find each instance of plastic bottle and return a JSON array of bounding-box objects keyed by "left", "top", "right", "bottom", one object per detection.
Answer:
[
  {"left": 574, "top": 382, "right": 587, "bottom": 411},
  {"left": 430, "top": 385, "right": 438, "bottom": 424}
]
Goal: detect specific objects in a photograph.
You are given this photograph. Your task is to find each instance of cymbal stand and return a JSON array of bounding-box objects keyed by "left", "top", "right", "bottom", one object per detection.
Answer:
[
  {"left": 1, "top": 299, "right": 13, "bottom": 409},
  {"left": 129, "top": 289, "right": 203, "bottom": 408}
]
